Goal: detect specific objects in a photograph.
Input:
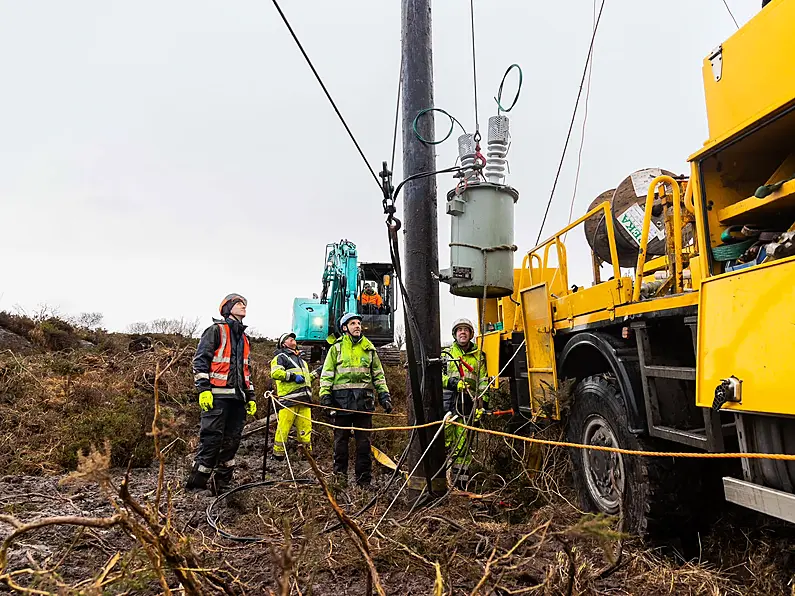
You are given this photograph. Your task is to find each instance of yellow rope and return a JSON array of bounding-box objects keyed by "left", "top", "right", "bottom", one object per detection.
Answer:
[
  {"left": 265, "top": 393, "right": 795, "bottom": 460},
  {"left": 277, "top": 398, "right": 407, "bottom": 418},
  {"left": 448, "top": 420, "right": 795, "bottom": 461},
  {"left": 267, "top": 394, "right": 439, "bottom": 433}
]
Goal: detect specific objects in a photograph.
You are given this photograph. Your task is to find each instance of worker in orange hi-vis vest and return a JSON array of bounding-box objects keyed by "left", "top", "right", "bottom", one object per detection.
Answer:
[
  {"left": 186, "top": 293, "right": 257, "bottom": 495},
  {"left": 359, "top": 283, "right": 383, "bottom": 311}
]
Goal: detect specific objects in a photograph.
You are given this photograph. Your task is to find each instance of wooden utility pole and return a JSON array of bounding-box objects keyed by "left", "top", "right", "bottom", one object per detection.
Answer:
[{"left": 401, "top": 0, "right": 447, "bottom": 496}]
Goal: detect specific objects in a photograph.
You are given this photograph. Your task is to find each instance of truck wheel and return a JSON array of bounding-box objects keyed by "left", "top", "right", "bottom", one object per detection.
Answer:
[{"left": 567, "top": 375, "right": 666, "bottom": 536}]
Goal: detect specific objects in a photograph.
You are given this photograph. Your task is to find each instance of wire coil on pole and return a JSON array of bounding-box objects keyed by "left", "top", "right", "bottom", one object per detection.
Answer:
[
  {"left": 412, "top": 107, "right": 467, "bottom": 145},
  {"left": 494, "top": 64, "right": 523, "bottom": 114}
]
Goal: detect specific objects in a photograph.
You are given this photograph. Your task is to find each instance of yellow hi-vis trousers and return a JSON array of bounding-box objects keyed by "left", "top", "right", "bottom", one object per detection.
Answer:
[{"left": 273, "top": 405, "right": 312, "bottom": 455}]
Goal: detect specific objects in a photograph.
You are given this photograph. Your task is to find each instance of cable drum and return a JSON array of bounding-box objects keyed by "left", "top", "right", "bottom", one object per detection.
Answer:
[
  {"left": 584, "top": 168, "right": 690, "bottom": 267},
  {"left": 582, "top": 189, "right": 616, "bottom": 266}
]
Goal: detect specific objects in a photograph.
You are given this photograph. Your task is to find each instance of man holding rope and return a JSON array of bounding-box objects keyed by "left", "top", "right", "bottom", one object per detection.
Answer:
[
  {"left": 320, "top": 312, "right": 392, "bottom": 488},
  {"left": 442, "top": 318, "right": 489, "bottom": 490},
  {"left": 270, "top": 332, "right": 317, "bottom": 460}
]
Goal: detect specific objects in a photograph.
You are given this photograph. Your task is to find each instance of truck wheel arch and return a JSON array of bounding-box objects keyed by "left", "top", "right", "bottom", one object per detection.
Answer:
[{"left": 558, "top": 331, "right": 646, "bottom": 434}]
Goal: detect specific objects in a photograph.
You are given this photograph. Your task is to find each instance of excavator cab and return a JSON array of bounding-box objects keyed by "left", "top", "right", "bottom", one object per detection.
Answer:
[{"left": 357, "top": 262, "right": 395, "bottom": 345}]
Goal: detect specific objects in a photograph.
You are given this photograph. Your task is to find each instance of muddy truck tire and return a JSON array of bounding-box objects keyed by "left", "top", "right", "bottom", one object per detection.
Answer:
[{"left": 566, "top": 374, "right": 709, "bottom": 539}]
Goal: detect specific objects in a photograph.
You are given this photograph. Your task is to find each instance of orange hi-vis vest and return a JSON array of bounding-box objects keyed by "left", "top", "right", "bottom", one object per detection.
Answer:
[
  {"left": 210, "top": 323, "right": 252, "bottom": 389},
  {"left": 361, "top": 292, "right": 383, "bottom": 307}
]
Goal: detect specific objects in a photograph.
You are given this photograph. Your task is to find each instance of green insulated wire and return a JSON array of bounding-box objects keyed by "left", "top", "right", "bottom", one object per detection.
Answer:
[
  {"left": 495, "top": 64, "right": 523, "bottom": 114},
  {"left": 412, "top": 107, "right": 467, "bottom": 145}
]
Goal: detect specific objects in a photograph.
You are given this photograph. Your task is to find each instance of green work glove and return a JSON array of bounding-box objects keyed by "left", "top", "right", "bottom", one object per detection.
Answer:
[
  {"left": 199, "top": 391, "right": 213, "bottom": 412},
  {"left": 457, "top": 380, "right": 466, "bottom": 393},
  {"left": 474, "top": 408, "right": 484, "bottom": 422},
  {"left": 246, "top": 400, "right": 257, "bottom": 416}
]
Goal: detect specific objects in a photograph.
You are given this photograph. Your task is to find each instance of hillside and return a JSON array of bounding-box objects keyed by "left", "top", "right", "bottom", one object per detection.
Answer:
[{"left": 0, "top": 312, "right": 792, "bottom": 595}]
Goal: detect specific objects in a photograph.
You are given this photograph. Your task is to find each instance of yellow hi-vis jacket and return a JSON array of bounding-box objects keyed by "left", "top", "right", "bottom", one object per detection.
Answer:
[
  {"left": 319, "top": 334, "right": 389, "bottom": 413},
  {"left": 270, "top": 348, "right": 315, "bottom": 408}
]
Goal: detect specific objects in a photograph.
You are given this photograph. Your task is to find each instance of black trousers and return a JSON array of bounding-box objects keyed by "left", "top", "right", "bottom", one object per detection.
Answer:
[
  {"left": 332, "top": 413, "right": 373, "bottom": 484},
  {"left": 195, "top": 398, "right": 246, "bottom": 485}
]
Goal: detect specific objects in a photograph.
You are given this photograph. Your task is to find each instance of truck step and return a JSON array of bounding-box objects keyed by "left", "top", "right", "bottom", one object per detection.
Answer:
[
  {"left": 649, "top": 424, "right": 708, "bottom": 449},
  {"left": 723, "top": 477, "right": 795, "bottom": 524},
  {"left": 643, "top": 365, "right": 696, "bottom": 380}
]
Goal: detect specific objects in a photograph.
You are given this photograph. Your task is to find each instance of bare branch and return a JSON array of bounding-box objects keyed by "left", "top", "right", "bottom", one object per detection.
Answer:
[{"left": 302, "top": 446, "right": 386, "bottom": 596}]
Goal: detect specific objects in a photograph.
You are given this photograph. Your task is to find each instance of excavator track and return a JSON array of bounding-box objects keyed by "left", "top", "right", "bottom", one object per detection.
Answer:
[
  {"left": 376, "top": 345, "right": 403, "bottom": 367},
  {"left": 297, "top": 344, "right": 402, "bottom": 367}
]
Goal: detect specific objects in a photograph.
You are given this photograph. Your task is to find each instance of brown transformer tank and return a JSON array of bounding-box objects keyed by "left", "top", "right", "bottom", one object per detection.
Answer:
[{"left": 584, "top": 168, "right": 678, "bottom": 268}]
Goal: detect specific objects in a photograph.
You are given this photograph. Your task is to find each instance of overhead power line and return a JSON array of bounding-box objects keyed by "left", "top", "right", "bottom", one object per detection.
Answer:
[
  {"left": 469, "top": 0, "right": 480, "bottom": 134},
  {"left": 390, "top": 56, "right": 403, "bottom": 174},
  {"left": 565, "top": 0, "right": 598, "bottom": 233},
  {"left": 535, "top": 0, "right": 607, "bottom": 245},
  {"left": 721, "top": 0, "right": 740, "bottom": 29},
  {"left": 269, "top": 0, "right": 381, "bottom": 189}
]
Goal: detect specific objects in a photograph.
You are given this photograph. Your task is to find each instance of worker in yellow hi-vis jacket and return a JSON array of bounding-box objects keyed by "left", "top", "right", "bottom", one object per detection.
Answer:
[
  {"left": 319, "top": 313, "right": 392, "bottom": 487},
  {"left": 270, "top": 332, "right": 317, "bottom": 460},
  {"left": 442, "top": 318, "right": 489, "bottom": 489}
]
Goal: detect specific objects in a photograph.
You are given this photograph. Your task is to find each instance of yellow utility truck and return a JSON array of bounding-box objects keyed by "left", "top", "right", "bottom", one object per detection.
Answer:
[{"left": 455, "top": 1, "right": 795, "bottom": 535}]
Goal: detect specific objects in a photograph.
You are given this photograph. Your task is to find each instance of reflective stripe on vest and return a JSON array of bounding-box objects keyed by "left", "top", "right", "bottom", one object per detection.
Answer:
[
  {"left": 210, "top": 323, "right": 251, "bottom": 389},
  {"left": 331, "top": 337, "right": 378, "bottom": 391}
]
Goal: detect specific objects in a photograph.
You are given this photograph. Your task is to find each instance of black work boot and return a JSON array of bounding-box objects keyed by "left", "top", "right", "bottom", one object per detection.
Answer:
[
  {"left": 451, "top": 465, "right": 470, "bottom": 491},
  {"left": 185, "top": 462, "right": 212, "bottom": 491},
  {"left": 212, "top": 464, "right": 235, "bottom": 496}
]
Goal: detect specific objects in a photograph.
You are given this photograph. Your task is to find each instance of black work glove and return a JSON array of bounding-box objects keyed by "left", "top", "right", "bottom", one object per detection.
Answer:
[
  {"left": 446, "top": 377, "right": 461, "bottom": 393},
  {"left": 320, "top": 395, "right": 333, "bottom": 408},
  {"left": 379, "top": 392, "right": 393, "bottom": 414}
]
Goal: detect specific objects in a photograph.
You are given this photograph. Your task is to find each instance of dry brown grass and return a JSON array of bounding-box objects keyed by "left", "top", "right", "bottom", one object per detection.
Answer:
[{"left": 0, "top": 320, "right": 792, "bottom": 594}]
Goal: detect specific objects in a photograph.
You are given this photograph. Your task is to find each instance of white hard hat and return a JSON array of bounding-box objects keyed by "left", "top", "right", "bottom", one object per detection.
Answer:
[
  {"left": 278, "top": 332, "right": 296, "bottom": 348},
  {"left": 452, "top": 318, "right": 475, "bottom": 338},
  {"left": 339, "top": 312, "right": 362, "bottom": 330}
]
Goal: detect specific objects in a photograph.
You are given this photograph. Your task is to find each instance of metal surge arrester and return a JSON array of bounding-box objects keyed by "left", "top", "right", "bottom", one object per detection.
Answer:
[
  {"left": 485, "top": 115, "right": 510, "bottom": 184},
  {"left": 457, "top": 133, "right": 478, "bottom": 177}
]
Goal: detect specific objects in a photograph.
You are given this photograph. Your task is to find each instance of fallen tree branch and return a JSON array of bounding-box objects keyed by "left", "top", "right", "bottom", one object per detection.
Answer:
[
  {"left": 375, "top": 529, "right": 443, "bottom": 596},
  {"left": 302, "top": 446, "right": 386, "bottom": 596},
  {"left": 0, "top": 513, "right": 123, "bottom": 574}
]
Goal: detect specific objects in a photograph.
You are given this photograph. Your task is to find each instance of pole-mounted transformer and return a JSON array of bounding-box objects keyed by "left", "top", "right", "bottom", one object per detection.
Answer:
[{"left": 440, "top": 113, "right": 519, "bottom": 298}]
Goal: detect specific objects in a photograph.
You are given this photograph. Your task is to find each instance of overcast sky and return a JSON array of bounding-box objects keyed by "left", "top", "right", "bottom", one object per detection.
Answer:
[{"left": 0, "top": 0, "right": 758, "bottom": 338}]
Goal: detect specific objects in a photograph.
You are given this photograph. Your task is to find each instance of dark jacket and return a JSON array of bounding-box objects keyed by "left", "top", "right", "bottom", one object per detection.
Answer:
[{"left": 193, "top": 318, "right": 254, "bottom": 401}]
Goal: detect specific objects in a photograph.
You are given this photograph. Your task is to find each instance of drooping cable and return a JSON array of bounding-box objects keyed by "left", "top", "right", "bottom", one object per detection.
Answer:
[
  {"left": 206, "top": 479, "right": 316, "bottom": 543},
  {"left": 535, "top": 0, "right": 607, "bottom": 245},
  {"left": 564, "top": 0, "right": 598, "bottom": 236},
  {"left": 269, "top": 0, "right": 381, "bottom": 189},
  {"left": 412, "top": 108, "right": 467, "bottom": 145},
  {"left": 370, "top": 413, "right": 452, "bottom": 536},
  {"left": 381, "top": 164, "right": 463, "bottom": 496},
  {"left": 322, "top": 429, "right": 416, "bottom": 534}
]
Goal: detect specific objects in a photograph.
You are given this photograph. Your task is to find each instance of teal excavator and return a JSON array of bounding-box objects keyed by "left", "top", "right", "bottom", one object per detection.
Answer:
[{"left": 291, "top": 240, "right": 396, "bottom": 362}]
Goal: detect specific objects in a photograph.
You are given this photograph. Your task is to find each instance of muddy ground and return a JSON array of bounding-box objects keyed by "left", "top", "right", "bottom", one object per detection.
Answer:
[
  {"left": 0, "top": 316, "right": 794, "bottom": 594},
  {"left": 2, "top": 420, "right": 794, "bottom": 595}
]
